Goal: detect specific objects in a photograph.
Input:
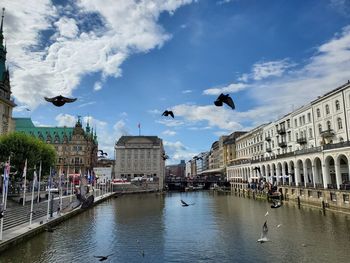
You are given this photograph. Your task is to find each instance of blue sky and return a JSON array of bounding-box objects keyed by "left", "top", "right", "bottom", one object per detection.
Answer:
[{"left": 3, "top": 0, "right": 350, "bottom": 163}]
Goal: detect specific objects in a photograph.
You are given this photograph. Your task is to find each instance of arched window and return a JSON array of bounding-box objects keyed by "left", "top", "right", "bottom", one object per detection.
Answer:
[
  {"left": 327, "top": 120, "right": 332, "bottom": 130},
  {"left": 296, "top": 132, "right": 298, "bottom": 139},
  {"left": 335, "top": 100, "right": 340, "bottom": 111},
  {"left": 309, "top": 128, "right": 313, "bottom": 138},
  {"left": 339, "top": 137, "right": 344, "bottom": 142},
  {"left": 337, "top": 117, "right": 343, "bottom": 130},
  {"left": 318, "top": 124, "right": 322, "bottom": 134},
  {"left": 325, "top": 104, "right": 330, "bottom": 115},
  {"left": 316, "top": 108, "right": 321, "bottom": 118}
]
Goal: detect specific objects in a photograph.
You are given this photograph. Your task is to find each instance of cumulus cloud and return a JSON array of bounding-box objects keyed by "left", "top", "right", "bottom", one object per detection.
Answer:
[
  {"left": 162, "top": 129, "right": 176, "bottom": 136},
  {"left": 182, "top": 89, "right": 192, "bottom": 94},
  {"left": 3, "top": 0, "right": 195, "bottom": 108},
  {"left": 203, "top": 83, "right": 248, "bottom": 95},
  {"left": 156, "top": 119, "right": 185, "bottom": 127},
  {"left": 163, "top": 140, "right": 197, "bottom": 163},
  {"left": 251, "top": 59, "right": 295, "bottom": 80},
  {"left": 93, "top": 81, "right": 102, "bottom": 91},
  {"left": 55, "top": 113, "right": 77, "bottom": 127}
]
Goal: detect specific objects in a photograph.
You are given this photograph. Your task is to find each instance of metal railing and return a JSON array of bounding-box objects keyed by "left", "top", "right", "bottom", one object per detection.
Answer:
[
  {"left": 297, "top": 137, "right": 307, "bottom": 144},
  {"left": 323, "top": 140, "right": 350, "bottom": 150}
]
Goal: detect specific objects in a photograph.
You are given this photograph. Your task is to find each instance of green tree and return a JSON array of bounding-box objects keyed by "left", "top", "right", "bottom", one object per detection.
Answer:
[{"left": 0, "top": 132, "right": 57, "bottom": 181}]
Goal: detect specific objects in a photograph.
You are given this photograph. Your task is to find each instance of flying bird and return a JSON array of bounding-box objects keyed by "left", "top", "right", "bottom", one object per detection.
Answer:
[
  {"left": 181, "top": 199, "right": 189, "bottom": 207},
  {"left": 44, "top": 95, "right": 77, "bottom": 107},
  {"left": 93, "top": 254, "right": 114, "bottom": 262},
  {"left": 277, "top": 224, "right": 282, "bottom": 228},
  {"left": 214, "top": 93, "right": 235, "bottom": 110},
  {"left": 162, "top": 110, "right": 174, "bottom": 118},
  {"left": 162, "top": 153, "right": 169, "bottom": 161},
  {"left": 98, "top": 150, "right": 108, "bottom": 156},
  {"left": 257, "top": 221, "right": 269, "bottom": 243}
]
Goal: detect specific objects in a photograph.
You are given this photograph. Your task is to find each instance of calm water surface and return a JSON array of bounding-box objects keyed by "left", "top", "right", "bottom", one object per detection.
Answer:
[{"left": 1, "top": 192, "right": 350, "bottom": 263}]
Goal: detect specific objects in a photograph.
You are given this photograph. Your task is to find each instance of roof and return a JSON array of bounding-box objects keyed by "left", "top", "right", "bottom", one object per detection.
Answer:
[
  {"left": 14, "top": 118, "right": 75, "bottom": 143},
  {"left": 116, "top": 135, "right": 162, "bottom": 146}
]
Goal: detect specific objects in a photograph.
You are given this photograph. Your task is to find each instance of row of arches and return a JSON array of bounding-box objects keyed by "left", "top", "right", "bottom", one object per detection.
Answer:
[{"left": 228, "top": 154, "right": 350, "bottom": 190}]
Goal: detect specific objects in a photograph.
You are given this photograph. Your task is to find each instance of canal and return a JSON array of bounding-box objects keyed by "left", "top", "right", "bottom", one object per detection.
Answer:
[{"left": 1, "top": 191, "right": 350, "bottom": 262}]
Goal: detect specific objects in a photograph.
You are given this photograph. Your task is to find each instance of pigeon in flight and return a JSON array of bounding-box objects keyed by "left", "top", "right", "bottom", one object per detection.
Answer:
[
  {"left": 181, "top": 199, "right": 189, "bottom": 207},
  {"left": 214, "top": 93, "right": 235, "bottom": 110},
  {"left": 44, "top": 95, "right": 77, "bottom": 107},
  {"left": 93, "top": 254, "right": 114, "bottom": 261},
  {"left": 257, "top": 221, "right": 269, "bottom": 243},
  {"left": 162, "top": 153, "right": 169, "bottom": 161},
  {"left": 98, "top": 150, "right": 108, "bottom": 156},
  {"left": 162, "top": 110, "right": 174, "bottom": 118}
]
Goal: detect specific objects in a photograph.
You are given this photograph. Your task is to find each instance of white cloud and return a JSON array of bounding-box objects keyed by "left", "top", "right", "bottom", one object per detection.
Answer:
[
  {"left": 78, "top": 101, "right": 96, "bottom": 108},
  {"left": 93, "top": 82, "right": 102, "bottom": 91},
  {"left": 163, "top": 140, "right": 197, "bottom": 163},
  {"left": 3, "top": 0, "right": 195, "bottom": 108},
  {"left": 148, "top": 109, "right": 162, "bottom": 115},
  {"left": 162, "top": 129, "right": 176, "bottom": 136},
  {"left": 203, "top": 83, "right": 248, "bottom": 95},
  {"left": 156, "top": 119, "right": 185, "bottom": 127},
  {"left": 251, "top": 59, "right": 294, "bottom": 80},
  {"left": 182, "top": 89, "right": 192, "bottom": 94},
  {"left": 217, "top": 0, "right": 234, "bottom": 5},
  {"left": 55, "top": 113, "right": 77, "bottom": 127}
]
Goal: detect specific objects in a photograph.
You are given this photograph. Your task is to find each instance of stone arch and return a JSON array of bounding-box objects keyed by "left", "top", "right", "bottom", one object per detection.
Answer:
[
  {"left": 277, "top": 162, "right": 283, "bottom": 184},
  {"left": 289, "top": 160, "right": 295, "bottom": 185},
  {"left": 283, "top": 161, "right": 289, "bottom": 185},
  {"left": 304, "top": 158, "right": 313, "bottom": 186},
  {"left": 296, "top": 159, "right": 304, "bottom": 186},
  {"left": 324, "top": 155, "right": 336, "bottom": 189},
  {"left": 313, "top": 157, "right": 323, "bottom": 187},
  {"left": 336, "top": 154, "right": 349, "bottom": 188}
]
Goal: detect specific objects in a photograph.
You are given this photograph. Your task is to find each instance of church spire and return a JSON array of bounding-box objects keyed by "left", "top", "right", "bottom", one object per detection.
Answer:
[{"left": 0, "top": 8, "right": 5, "bottom": 47}]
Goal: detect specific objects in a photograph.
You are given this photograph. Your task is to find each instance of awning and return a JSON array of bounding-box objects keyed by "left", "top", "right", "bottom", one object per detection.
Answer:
[{"left": 198, "top": 167, "right": 225, "bottom": 175}]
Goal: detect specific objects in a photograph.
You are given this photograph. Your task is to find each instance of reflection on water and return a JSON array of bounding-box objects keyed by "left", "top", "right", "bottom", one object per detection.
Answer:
[{"left": 1, "top": 192, "right": 350, "bottom": 263}]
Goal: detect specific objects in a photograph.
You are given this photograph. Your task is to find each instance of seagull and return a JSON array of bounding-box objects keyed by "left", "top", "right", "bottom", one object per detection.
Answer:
[
  {"left": 181, "top": 199, "right": 189, "bottom": 206},
  {"left": 162, "top": 153, "right": 169, "bottom": 161},
  {"left": 44, "top": 95, "right": 77, "bottom": 107},
  {"left": 257, "top": 221, "right": 269, "bottom": 243},
  {"left": 265, "top": 211, "right": 269, "bottom": 217},
  {"left": 277, "top": 224, "right": 282, "bottom": 228},
  {"left": 93, "top": 254, "right": 114, "bottom": 261},
  {"left": 214, "top": 93, "right": 235, "bottom": 110},
  {"left": 162, "top": 110, "right": 174, "bottom": 118}
]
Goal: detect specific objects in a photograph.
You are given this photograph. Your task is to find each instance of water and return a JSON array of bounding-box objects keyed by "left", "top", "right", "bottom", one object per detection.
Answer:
[{"left": 1, "top": 192, "right": 350, "bottom": 263}]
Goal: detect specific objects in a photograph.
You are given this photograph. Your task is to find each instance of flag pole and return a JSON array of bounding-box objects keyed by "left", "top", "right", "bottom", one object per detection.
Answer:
[
  {"left": 4, "top": 156, "right": 10, "bottom": 210},
  {"left": 29, "top": 165, "right": 36, "bottom": 226},
  {"left": 59, "top": 166, "right": 63, "bottom": 213},
  {"left": 46, "top": 167, "right": 52, "bottom": 221},
  {"left": 37, "top": 161, "right": 42, "bottom": 203},
  {"left": 22, "top": 159, "right": 27, "bottom": 206}
]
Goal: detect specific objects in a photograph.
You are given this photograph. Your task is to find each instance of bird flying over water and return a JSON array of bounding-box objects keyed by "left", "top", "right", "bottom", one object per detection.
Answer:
[
  {"left": 265, "top": 211, "right": 269, "bottom": 217},
  {"left": 257, "top": 221, "right": 269, "bottom": 243},
  {"left": 214, "top": 93, "right": 235, "bottom": 110},
  {"left": 94, "top": 254, "right": 114, "bottom": 261},
  {"left": 44, "top": 95, "right": 77, "bottom": 107},
  {"left": 162, "top": 110, "right": 174, "bottom": 118},
  {"left": 181, "top": 199, "right": 189, "bottom": 206}
]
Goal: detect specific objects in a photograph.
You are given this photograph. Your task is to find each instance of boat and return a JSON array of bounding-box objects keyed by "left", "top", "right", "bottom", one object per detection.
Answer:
[{"left": 271, "top": 200, "right": 282, "bottom": 208}]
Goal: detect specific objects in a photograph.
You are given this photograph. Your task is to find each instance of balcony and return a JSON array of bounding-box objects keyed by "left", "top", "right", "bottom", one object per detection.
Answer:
[
  {"left": 277, "top": 127, "right": 286, "bottom": 135},
  {"left": 323, "top": 140, "right": 350, "bottom": 150},
  {"left": 266, "top": 147, "right": 272, "bottom": 152},
  {"left": 295, "top": 146, "right": 322, "bottom": 155},
  {"left": 297, "top": 137, "right": 307, "bottom": 144},
  {"left": 278, "top": 141, "right": 287, "bottom": 148},
  {"left": 320, "top": 129, "right": 335, "bottom": 138},
  {"left": 265, "top": 135, "right": 271, "bottom": 141}
]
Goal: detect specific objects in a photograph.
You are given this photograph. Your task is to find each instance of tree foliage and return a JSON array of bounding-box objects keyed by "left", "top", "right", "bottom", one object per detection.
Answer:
[{"left": 0, "top": 132, "right": 57, "bottom": 180}]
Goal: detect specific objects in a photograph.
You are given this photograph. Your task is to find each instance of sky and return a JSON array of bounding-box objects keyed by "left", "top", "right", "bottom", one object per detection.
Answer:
[{"left": 3, "top": 0, "right": 350, "bottom": 164}]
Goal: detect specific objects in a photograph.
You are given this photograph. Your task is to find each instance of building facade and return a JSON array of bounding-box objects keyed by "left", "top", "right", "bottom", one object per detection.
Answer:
[
  {"left": 0, "top": 10, "right": 16, "bottom": 135},
  {"left": 165, "top": 160, "right": 186, "bottom": 178},
  {"left": 114, "top": 136, "right": 165, "bottom": 190},
  {"left": 14, "top": 117, "right": 98, "bottom": 174},
  {"left": 227, "top": 82, "right": 350, "bottom": 200}
]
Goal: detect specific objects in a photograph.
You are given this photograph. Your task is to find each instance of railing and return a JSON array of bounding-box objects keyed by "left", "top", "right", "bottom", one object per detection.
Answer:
[
  {"left": 323, "top": 140, "right": 350, "bottom": 150},
  {"left": 266, "top": 147, "right": 272, "bottom": 152},
  {"left": 297, "top": 137, "right": 307, "bottom": 144},
  {"left": 276, "top": 152, "right": 294, "bottom": 158},
  {"left": 295, "top": 146, "right": 322, "bottom": 156},
  {"left": 306, "top": 183, "right": 314, "bottom": 188},
  {"left": 327, "top": 184, "right": 337, "bottom": 189},
  {"left": 277, "top": 127, "right": 286, "bottom": 134},
  {"left": 290, "top": 182, "right": 296, "bottom": 186},
  {"left": 320, "top": 129, "right": 335, "bottom": 138},
  {"left": 315, "top": 183, "right": 324, "bottom": 189},
  {"left": 265, "top": 136, "right": 271, "bottom": 141},
  {"left": 340, "top": 184, "right": 350, "bottom": 190},
  {"left": 278, "top": 141, "right": 287, "bottom": 148}
]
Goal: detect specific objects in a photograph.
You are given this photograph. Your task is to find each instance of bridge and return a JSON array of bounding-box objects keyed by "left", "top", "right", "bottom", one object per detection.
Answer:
[{"left": 165, "top": 176, "right": 229, "bottom": 190}]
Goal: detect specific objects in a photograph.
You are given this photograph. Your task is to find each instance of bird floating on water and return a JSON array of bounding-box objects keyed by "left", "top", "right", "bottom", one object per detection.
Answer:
[
  {"left": 44, "top": 95, "right": 77, "bottom": 107},
  {"left": 257, "top": 221, "right": 269, "bottom": 243},
  {"left": 265, "top": 211, "right": 269, "bottom": 217},
  {"left": 93, "top": 254, "right": 114, "bottom": 261}
]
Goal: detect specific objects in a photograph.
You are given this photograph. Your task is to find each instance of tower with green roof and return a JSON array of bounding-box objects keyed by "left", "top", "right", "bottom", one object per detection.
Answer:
[{"left": 0, "top": 7, "right": 16, "bottom": 135}]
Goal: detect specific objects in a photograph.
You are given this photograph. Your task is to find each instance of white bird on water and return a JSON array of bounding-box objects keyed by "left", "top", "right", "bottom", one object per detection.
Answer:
[
  {"left": 257, "top": 221, "right": 270, "bottom": 243},
  {"left": 265, "top": 211, "right": 269, "bottom": 217}
]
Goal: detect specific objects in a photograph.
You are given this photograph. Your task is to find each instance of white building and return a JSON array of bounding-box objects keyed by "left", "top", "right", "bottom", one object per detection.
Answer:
[
  {"left": 93, "top": 167, "right": 112, "bottom": 184},
  {"left": 228, "top": 81, "right": 350, "bottom": 192},
  {"left": 114, "top": 136, "right": 165, "bottom": 190}
]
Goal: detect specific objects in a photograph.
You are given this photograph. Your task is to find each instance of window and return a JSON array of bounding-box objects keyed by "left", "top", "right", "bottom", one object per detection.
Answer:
[
  {"left": 325, "top": 104, "right": 330, "bottom": 115},
  {"left": 294, "top": 119, "right": 297, "bottom": 127},
  {"left": 287, "top": 119, "right": 290, "bottom": 128},
  {"left": 327, "top": 120, "right": 331, "bottom": 130},
  {"left": 302, "top": 116, "right": 305, "bottom": 125},
  {"left": 330, "top": 192, "right": 337, "bottom": 202},
  {"left": 318, "top": 124, "right": 322, "bottom": 134},
  {"left": 343, "top": 194, "right": 349, "bottom": 204},
  {"left": 337, "top": 118, "right": 343, "bottom": 130},
  {"left": 296, "top": 132, "right": 298, "bottom": 139},
  {"left": 317, "top": 191, "right": 323, "bottom": 199},
  {"left": 335, "top": 100, "right": 340, "bottom": 111},
  {"left": 316, "top": 108, "right": 321, "bottom": 118},
  {"left": 309, "top": 128, "right": 313, "bottom": 138}
]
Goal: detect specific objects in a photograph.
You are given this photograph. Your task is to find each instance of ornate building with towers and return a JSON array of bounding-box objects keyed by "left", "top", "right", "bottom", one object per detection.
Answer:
[{"left": 0, "top": 8, "right": 16, "bottom": 135}]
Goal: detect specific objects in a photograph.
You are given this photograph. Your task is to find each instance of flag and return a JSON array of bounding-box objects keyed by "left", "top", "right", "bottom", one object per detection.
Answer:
[
  {"left": 33, "top": 170, "right": 38, "bottom": 187},
  {"left": 48, "top": 168, "right": 55, "bottom": 188},
  {"left": 138, "top": 123, "right": 140, "bottom": 129},
  {"left": 87, "top": 170, "right": 91, "bottom": 184}
]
